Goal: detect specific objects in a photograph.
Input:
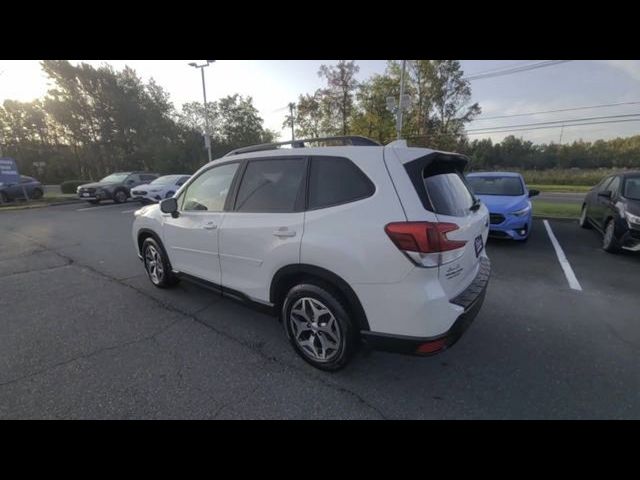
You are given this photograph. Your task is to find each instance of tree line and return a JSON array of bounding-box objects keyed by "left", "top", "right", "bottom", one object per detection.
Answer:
[
  {"left": 2, "top": 60, "right": 639, "bottom": 184},
  {"left": 460, "top": 135, "right": 640, "bottom": 171},
  {"left": 286, "top": 60, "right": 640, "bottom": 170},
  {"left": 0, "top": 61, "right": 276, "bottom": 183}
]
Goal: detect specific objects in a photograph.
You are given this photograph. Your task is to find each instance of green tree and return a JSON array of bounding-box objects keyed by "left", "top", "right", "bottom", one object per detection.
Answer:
[
  {"left": 350, "top": 74, "right": 397, "bottom": 144},
  {"left": 317, "top": 60, "right": 360, "bottom": 135}
]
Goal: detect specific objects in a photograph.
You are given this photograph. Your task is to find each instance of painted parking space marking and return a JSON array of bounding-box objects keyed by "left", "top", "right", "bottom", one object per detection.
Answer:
[
  {"left": 121, "top": 209, "right": 138, "bottom": 213},
  {"left": 543, "top": 219, "right": 583, "bottom": 291}
]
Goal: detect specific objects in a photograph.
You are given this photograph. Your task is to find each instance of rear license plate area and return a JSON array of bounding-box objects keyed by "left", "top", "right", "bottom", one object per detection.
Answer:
[{"left": 474, "top": 235, "right": 484, "bottom": 257}]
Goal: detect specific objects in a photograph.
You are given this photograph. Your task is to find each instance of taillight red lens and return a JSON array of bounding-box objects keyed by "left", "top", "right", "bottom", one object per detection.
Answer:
[{"left": 385, "top": 222, "right": 467, "bottom": 253}]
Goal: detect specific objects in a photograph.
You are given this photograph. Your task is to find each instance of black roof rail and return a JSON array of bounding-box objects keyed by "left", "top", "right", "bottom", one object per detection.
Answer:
[{"left": 224, "top": 135, "right": 381, "bottom": 157}]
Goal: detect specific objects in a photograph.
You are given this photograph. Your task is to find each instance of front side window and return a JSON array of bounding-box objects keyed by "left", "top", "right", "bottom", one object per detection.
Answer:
[
  {"left": 607, "top": 176, "right": 621, "bottom": 196},
  {"left": 598, "top": 177, "right": 613, "bottom": 192},
  {"left": 467, "top": 176, "right": 524, "bottom": 196},
  {"left": 234, "top": 158, "right": 306, "bottom": 213},
  {"left": 180, "top": 162, "right": 239, "bottom": 212},
  {"left": 308, "top": 156, "right": 374, "bottom": 209}
]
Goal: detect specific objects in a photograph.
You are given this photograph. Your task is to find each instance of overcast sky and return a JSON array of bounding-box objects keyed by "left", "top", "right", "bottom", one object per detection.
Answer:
[{"left": 1, "top": 60, "right": 639, "bottom": 145}]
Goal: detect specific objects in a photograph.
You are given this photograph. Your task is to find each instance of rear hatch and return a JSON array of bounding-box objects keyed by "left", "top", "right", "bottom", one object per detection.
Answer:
[{"left": 383, "top": 143, "right": 489, "bottom": 299}]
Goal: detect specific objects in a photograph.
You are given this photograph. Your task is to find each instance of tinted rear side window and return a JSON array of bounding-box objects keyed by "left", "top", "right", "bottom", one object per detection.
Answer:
[
  {"left": 235, "top": 158, "right": 306, "bottom": 213},
  {"left": 424, "top": 173, "right": 475, "bottom": 217},
  {"left": 308, "top": 156, "right": 374, "bottom": 209}
]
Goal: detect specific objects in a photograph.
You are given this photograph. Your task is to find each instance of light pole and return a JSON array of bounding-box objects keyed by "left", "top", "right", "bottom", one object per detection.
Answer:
[{"left": 189, "top": 60, "right": 215, "bottom": 162}]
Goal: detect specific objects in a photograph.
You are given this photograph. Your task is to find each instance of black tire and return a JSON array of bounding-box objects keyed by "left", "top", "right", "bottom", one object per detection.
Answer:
[
  {"left": 31, "top": 188, "right": 43, "bottom": 200},
  {"left": 579, "top": 204, "right": 592, "bottom": 229},
  {"left": 602, "top": 219, "right": 620, "bottom": 253},
  {"left": 282, "top": 282, "right": 356, "bottom": 371},
  {"left": 141, "top": 237, "right": 179, "bottom": 288},
  {"left": 113, "top": 189, "right": 128, "bottom": 203}
]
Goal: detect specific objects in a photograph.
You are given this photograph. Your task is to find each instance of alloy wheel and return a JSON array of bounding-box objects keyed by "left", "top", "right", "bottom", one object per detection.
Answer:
[
  {"left": 144, "top": 245, "right": 164, "bottom": 284},
  {"left": 289, "top": 297, "right": 342, "bottom": 363}
]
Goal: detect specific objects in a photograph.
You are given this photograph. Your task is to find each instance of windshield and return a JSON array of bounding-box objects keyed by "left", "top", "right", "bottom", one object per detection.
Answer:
[
  {"left": 467, "top": 176, "right": 524, "bottom": 196},
  {"left": 623, "top": 177, "right": 640, "bottom": 200},
  {"left": 100, "top": 173, "right": 129, "bottom": 183},
  {"left": 151, "top": 175, "right": 182, "bottom": 185}
]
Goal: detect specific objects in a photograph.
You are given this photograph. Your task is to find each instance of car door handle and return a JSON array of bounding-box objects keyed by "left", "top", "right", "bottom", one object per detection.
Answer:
[
  {"left": 203, "top": 223, "right": 217, "bottom": 230},
  {"left": 273, "top": 228, "right": 296, "bottom": 238}
]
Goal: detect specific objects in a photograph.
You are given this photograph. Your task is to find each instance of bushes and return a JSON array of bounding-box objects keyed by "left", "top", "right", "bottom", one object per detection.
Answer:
[
  {"left": 60, "top": 180, "right": 91, "bottom": 194},
  {"left": 519, "top": 169, "right": 618, "bottom": 186}
]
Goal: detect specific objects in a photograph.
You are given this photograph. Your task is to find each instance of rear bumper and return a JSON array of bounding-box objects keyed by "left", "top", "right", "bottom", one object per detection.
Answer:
[{"left": 361, "top": 257, "right": 490, "bottom": 356}]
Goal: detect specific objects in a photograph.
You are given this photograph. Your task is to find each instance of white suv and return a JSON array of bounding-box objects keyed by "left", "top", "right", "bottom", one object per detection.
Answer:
[{"left": 132, "top": 136, "right": 491, "bottom": 370}]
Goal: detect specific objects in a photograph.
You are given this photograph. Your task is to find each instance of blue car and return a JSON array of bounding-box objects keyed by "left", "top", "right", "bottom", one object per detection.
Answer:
[{"left": 466, "top": 172, "right": 539, "bottom": 241}]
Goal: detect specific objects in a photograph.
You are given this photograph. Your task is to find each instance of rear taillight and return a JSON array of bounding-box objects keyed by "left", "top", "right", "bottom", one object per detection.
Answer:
[{"left": 385, "top": 221, "right": 467, "bottom": 267}]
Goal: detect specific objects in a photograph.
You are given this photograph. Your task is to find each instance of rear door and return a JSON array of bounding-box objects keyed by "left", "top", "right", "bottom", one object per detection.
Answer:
[
  {"left": 384, "top": 146, "right": 489, "bottom": 299},
  {"left": 218, "top": 156, "right": 307, "bottom": 302}
]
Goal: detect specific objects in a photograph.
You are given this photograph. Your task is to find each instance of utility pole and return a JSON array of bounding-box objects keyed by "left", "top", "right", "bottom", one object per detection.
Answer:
[
  {"left": 188, "top": 60, "right": 215, "bottom": 162},
  {"left": 559, "top": 124, "right": 565, "bottom": 145},
  {"left": 396, "top": 60, "right": 407, "bottom": 140},
  {"left": 288, "top": 102, "right": 296, "bottom": 141}
]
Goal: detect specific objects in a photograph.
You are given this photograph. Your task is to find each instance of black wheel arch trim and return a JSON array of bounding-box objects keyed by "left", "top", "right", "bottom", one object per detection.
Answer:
[
  {"left": 137, "top": 229, "right": 170, "bottom": 263},
  {"left": 270, "top": 264, "right": 370, "bottom": 331}
]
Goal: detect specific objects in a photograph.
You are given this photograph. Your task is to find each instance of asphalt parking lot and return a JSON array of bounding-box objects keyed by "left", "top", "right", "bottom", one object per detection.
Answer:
[{"left": 1, "top": 201, "right": 639, "bottom": 419}]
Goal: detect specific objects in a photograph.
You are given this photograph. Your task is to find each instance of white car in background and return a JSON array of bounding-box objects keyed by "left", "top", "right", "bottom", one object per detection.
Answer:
[{"left": 131, "top": 174, "right": 191, "bottom": 203}]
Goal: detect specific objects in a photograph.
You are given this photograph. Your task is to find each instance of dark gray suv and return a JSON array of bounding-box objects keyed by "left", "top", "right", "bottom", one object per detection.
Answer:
[{"left": 77, "top": 172, "right": 159, "bottom": 204}]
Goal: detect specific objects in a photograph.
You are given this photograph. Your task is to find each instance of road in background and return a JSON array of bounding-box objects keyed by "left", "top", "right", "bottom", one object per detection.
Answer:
[{"left": 534, "top": 191, "right": 584, "bottom": 204}]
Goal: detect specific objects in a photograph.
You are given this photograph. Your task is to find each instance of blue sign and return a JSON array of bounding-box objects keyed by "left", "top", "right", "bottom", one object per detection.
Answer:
[{"left": 0, "top": 157, "right": 20, "bottom": 185}]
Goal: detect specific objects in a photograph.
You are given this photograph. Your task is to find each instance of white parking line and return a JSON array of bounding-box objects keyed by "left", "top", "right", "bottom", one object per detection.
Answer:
[
  {"left": 121, "top": 209, "right": 137, "bottom": 214},
  {"left": 543, "top": 219, "right": 583, "bottom": 291},
  {"left": 76, "top": 203, "right": 130, "bottom": 212}
]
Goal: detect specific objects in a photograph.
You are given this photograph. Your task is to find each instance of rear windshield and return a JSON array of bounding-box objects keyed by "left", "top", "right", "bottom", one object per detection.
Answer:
[
  {"left": 623, "top": 176, "right": 640, "bottom": 200},
  {"left": 467, "top": 176, "right": 524, "bottom": 196},
  {"left": 424, "top": 172, "right": 475, "bottom": 217}
]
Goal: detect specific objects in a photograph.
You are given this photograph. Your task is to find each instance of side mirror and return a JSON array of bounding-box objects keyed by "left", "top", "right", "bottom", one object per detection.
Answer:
[
  {"left": 160, "top": 197, "right": 179, "bottom": 217},
  {"left": 598, "top": 190, "right": 612, "bottom": 199},
  {"left": 528, "top": 189, "right": 540, "bottom": 198}
]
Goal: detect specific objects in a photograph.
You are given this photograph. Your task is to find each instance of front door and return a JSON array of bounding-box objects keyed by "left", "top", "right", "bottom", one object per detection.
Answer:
[{"left": 162, "top": 162, "right": 240, "bottom": 285}]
